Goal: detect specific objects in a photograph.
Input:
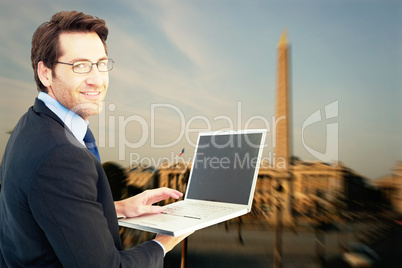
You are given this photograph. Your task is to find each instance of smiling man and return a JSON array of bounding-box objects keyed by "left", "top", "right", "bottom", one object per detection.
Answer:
[
  {"left": 0, "top": 11, "right": 189, "bottom": 267},
  {"left": 40, "top": 31, "right": 110, "bottom": 120}
]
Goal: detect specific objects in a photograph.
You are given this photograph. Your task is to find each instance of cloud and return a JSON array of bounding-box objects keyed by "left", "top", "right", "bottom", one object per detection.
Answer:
[
  {"left": 106, "top": 17, "right": 235, "bottom": 118},
  {"left": 0, "top": 76, "right": 37, "bottom": 162}
]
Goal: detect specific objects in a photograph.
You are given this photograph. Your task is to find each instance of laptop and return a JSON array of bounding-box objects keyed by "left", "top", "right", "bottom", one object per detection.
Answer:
[{"left": 118, "top": 129, "right": 267, "bottom": 236}]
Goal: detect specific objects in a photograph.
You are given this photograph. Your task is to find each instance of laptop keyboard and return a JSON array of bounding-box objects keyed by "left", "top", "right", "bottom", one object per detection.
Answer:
[{"left": 162, "top": 203, "right": 235, "bottom": 219}]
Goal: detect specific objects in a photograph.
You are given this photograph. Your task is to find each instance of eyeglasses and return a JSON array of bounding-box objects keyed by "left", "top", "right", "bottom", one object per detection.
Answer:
[{"left": 55, "top": 59, "right": 114, "bottom": 74}]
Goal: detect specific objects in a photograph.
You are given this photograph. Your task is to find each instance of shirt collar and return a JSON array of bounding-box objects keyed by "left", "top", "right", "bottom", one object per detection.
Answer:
[{"left": 38, "top": 92, "right": 88, "bottom": 144}]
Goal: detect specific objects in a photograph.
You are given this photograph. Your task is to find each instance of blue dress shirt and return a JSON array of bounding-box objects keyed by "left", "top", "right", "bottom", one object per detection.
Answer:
[{"left": 38, "top": 92, "right": 88, "bottom": 146}]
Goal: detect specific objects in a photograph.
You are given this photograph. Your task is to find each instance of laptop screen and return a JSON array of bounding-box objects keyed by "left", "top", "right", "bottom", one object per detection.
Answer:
[{"left": 186, "top": 131, "right": 264, "bottom": 205}]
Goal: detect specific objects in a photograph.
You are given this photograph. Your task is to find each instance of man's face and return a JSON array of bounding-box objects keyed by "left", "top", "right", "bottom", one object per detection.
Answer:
[{"left": 47, "top": 32, "right": 109, "bottom": 120}]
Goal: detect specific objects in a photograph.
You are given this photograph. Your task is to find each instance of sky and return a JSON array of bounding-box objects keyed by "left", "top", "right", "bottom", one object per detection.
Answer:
[{"left": 0, "top": 0, "right": 400, "bottom": 180}]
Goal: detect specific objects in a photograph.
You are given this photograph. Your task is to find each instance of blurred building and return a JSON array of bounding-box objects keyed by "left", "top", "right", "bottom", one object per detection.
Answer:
[
  {"left": 152, "top": 159, "right": 374, "bottom": 226},
  {"left": 125, "top": 165, "right": 160, "bottom": 197},
  {"left": 158, "top": 161, "right": 190, "bottom": 204},
  {"left": 374, "top": 161, "right": 402, "bottom": 214},
  {"left": 102, "top": 162, "right": 160, "bottom": 200}
]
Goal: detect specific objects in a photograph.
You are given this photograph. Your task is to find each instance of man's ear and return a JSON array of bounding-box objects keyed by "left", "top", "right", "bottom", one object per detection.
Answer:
[{"left": 37, "top": 61, "right": 52, "bottom": 88}]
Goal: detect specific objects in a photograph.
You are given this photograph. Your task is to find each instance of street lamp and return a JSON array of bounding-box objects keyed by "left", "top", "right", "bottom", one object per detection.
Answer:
[{"left": 274, "top": 178, "right": 284, "bottom": 268}]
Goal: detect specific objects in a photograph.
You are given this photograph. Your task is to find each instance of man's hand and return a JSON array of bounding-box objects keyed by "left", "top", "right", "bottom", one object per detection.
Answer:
[
  {"left": 115, "top": 187, "right": 183, "bottom": 218},
  {"left": 154, "top": 232, "right": 193, "bottom": 253}
]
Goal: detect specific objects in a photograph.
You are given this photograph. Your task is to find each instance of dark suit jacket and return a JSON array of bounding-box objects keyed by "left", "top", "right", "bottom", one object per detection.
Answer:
[{"left": 0, "top": 99, "right": 164, "bottom": 267}]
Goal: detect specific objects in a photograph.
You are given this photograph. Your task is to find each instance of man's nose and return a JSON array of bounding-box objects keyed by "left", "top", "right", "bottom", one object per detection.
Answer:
[{"left": 86, "top": 65, "right": 105, "bottom": 86}]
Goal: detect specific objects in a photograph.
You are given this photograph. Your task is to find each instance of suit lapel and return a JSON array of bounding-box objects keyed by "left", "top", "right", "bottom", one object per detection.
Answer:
[{"left": 32, "top": 98, "right": 75, "bottom": 138}]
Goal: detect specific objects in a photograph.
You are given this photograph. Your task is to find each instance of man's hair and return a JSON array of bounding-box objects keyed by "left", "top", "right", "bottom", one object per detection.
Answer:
[{"left": 31, "top": 11, "right": 109, "bottom": 92}]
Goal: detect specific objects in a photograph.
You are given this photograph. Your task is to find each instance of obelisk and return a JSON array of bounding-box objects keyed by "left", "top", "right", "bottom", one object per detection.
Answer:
[
  {"left": 275, "top": 29, "right": 291, "bottom": 170},
  {"left": 273, "top": 29, "right": 292, "bottom": 268}
]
